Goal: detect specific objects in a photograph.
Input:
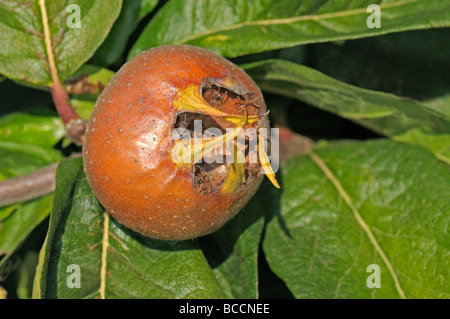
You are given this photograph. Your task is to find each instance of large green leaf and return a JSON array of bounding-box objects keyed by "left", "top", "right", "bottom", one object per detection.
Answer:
[
  {"left": 129, "top": 0, "right": 450, "bottom": 59},
  {"left": 0, "top": 141, "right": 61, "bottom": 179},
  {"left": 393, "top": 129, "right": 450, "bottom": 165},
  {"left": 0, "top": 0, "right": 122, "bottom": 85},
  {"left": 263, "top": 139, "right": 450, "bottom": 298},
  {"left": 0, "top": 141, "right": 61, "bottom": 268},
  {"left": 0, "top": 112, "right": 64, "bottom": 148},
  {"left": 0, "top": 195, "right": 53, "bottom": 257},
  {"left": 33, "top": 157, "right": 225, "bottom": 299},
  {"left": 199, "top": 181, "right": 269, "bottom": 298},
  {"left": 242, "top": 59, "right": 450, "bottom": 163},
  {"left": 305, "top": 28, "right": 450, "bottom": 101}
]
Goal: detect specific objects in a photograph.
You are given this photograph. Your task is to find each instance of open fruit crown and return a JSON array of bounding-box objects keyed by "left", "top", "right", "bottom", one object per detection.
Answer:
[
  {"left": 170, "top": 83, "right": 280, "bottom": 192},
  {"left": 83, "top": 44, "right": 280, "bottom": 240}
]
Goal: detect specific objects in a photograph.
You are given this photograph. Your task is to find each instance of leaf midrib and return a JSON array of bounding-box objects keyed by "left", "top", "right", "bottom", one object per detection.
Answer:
[
  {"left": 98, "top": 211, "right": 110, "bottom": 299},
  {"left": 38, "top": 0, "right": 59, "bottom": 85},
  {"left": 175, "top": 0, "right": 419, "bottom": 44},
  {"left": 309, "top": 152, "right": 407, "bottom": 299}
]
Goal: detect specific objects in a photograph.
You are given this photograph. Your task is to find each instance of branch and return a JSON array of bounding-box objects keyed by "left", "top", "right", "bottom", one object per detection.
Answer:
[{"left": 0, "top": 163, "right": 58, "bottom": 208}]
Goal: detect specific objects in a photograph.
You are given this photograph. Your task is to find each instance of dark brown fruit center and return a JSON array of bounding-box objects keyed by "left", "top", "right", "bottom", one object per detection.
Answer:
[{"left": 172, "top": 83, "right": 262, "bottom": 194}]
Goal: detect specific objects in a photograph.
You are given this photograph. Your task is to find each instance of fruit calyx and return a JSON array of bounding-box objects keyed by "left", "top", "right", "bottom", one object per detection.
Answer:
[{"left": 171, "top": 81, "right": 280, "bottom": 193}]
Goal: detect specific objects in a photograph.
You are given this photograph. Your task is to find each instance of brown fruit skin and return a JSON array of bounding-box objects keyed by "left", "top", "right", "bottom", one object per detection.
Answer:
[{"left": 83, "top": 44, "right": 269, "bottom": 240}]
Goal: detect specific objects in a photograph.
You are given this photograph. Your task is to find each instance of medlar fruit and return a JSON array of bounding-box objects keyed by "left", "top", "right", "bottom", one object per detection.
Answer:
[{"left": 83, "top": 44, "right": 278, "bottom": 240}]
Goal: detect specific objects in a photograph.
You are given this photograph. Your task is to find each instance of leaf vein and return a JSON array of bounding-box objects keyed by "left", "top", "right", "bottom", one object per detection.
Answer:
[
  {"left": 309, "top": 152, "right": 407, "bottom": 299},
  {"left": 175, "top": 0, "right": 419, "bottom": 45}
]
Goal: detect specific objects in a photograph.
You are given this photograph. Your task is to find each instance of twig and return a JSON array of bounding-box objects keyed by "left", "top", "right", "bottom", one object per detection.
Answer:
[
  {"left": 0, "top": 163, "right": 58, "bottom": 208},
  {"left": 0, "top": 153, "right": 83, "bottom": 208},
  {"left": 51, "top": 82, "right": 86, "bottom": 146}
]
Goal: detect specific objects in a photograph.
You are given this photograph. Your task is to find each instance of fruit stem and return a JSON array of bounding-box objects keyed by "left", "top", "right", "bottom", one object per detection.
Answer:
[{"left": 51, "top": 80, "right": 86, "bottom": 146}]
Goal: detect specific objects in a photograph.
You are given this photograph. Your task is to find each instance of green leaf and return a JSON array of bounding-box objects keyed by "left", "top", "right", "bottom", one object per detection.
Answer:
[
  {"left": 129, "top": 0, "right": 450, "bottom": 59},
  {"left": 243, "top": 59, "right": 450, "bottom": 135},
  {"left": 65, "top": 65, "right": 115, "bottom": 96},
  {"left": 16, "top": 250, "right": 40, "bottom": 299},
  {"left": 64, "top": 64, "right": 115, "bottom": 120},
  {"left": 0, "top": 141, "right": 61, "bottom": 179},
  {"left": 242, "top": 59, "right": 450, "bottom": 162},
  {"left": 34, "top": 157, "right": 225, "bottom": 299},
  {"left": 138, "top": 0, "right": 159, "bottom": 20},
  {"left": 0, "top": 204, "right": 19, "bottom": 222},
  {"left": 423, "top": 94, "right": 450, "bottom": 119},
  {"left": 263, "top": 139, "right": 450, "bottom": 298},
  {"left": 0, "top": 0, "right": 122, "bottom": 85},
  {"left": 0, "top": 141, "right": 61, "bottom": 267},
  {"left": 0, "top": 195, "right": 53, "bottom": 258},
  {"left": 69, "top": 99, "right": 95, "bottom": 121},
  {"left": 305, "top": 28, "right": 450, "bottom": 100},
  {"left": 199, "top": 181, "right": 268, "bottom": 298},
  {"left": 0, "top": 112, "right": 64, "bottom": 148},
  {"left": 394, "top": 129, "right": 450, "bottom": 165}
]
